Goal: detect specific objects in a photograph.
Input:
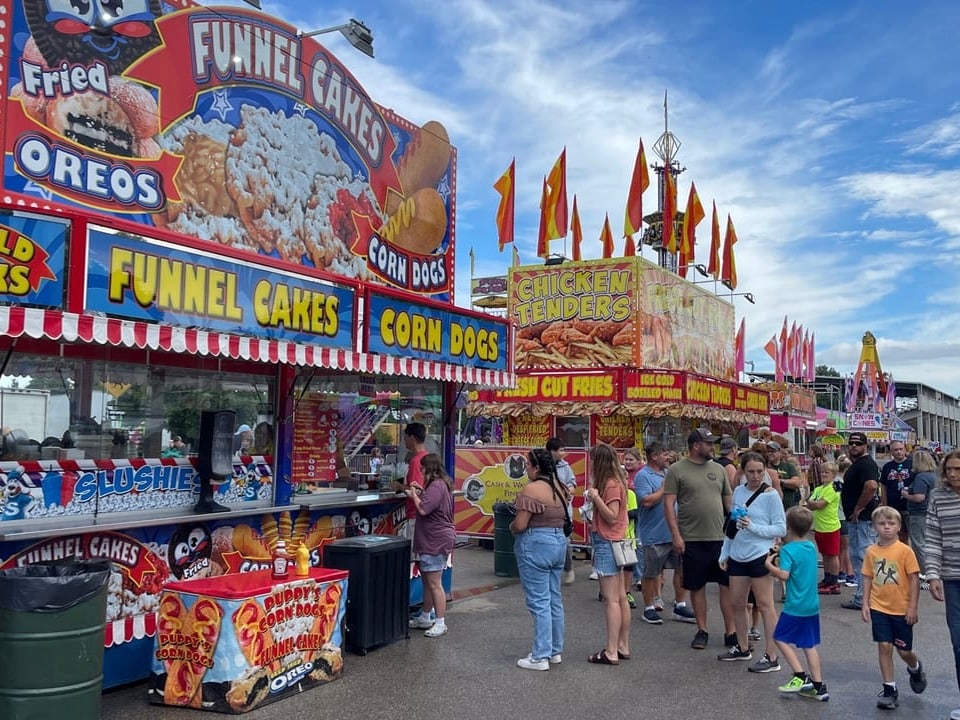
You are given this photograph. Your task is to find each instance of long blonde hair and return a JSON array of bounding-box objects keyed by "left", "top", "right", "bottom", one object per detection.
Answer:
[{"left": 589, "top": 442, "right": 625, "bottom": 493}]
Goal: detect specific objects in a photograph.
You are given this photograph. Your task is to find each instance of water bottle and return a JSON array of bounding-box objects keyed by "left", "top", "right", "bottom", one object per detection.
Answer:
[{"left": 731, "top": 505, "right": 748, "bottom": 522}]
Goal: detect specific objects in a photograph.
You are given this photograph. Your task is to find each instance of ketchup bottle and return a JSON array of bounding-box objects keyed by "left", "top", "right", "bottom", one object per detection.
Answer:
[{"left": 272, "top": 540, "right": 290, "bottom": 579}]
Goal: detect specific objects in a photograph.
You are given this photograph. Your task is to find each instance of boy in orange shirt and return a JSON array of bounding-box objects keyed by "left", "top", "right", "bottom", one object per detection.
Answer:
[{"left": 861, "top": 506, "right": 926, "bottom": 709}]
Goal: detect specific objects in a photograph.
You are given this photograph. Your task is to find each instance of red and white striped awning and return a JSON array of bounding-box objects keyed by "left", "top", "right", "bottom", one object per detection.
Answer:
[{"left": 0, "top": 306, "right": 514, "bottom": 388}]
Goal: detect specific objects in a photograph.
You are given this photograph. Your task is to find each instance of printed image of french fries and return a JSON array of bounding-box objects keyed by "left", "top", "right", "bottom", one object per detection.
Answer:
[{"left": 515, "top": 319, "right": 634, "bottom": 368}]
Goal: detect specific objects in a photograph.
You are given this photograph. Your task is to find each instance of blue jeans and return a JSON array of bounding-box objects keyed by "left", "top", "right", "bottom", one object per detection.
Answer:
[
  {"left": 944, "top": 580, "right": 960, "bottom": 694},
  {"left": 848, "top": 519, "right": 876, "bottom": 605},
  {"left": 515, "top": 527, "right": 567, "bottom": 660}
]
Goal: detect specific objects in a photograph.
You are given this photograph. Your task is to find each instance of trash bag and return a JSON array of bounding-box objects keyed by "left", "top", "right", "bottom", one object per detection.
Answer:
[
  {"left": 492, "top": 501, "right": 516, "bottom": 517},
  {"left": 0, "top": 560, "right": 112, "bottom": 613}
]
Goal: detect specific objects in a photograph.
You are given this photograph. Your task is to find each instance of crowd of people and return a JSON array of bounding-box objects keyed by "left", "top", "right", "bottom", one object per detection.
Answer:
[{"left": 483, "top": 430, "right": 960, "bottom": 717}]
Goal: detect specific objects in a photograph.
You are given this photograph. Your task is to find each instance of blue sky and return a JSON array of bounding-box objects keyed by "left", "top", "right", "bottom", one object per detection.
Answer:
[{"left": 217, "top": 0, "right": 960, "bottom": 394}]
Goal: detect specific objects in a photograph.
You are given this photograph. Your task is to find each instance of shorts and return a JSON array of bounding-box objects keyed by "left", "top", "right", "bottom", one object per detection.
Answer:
[
  {"left": 870, "top": 609, "right": 914, "bottom": 650},
  {"left": 591, "top": 532, "right": 620, "bottom": 577},
  {"left": 681, "top": 541, "right": 728, "bottom": 591},
  {"left": 417, "top": 552, "right": 448, "bottom": 573},
  {"left": 773, "top": 611, "right": 820, "bottom": 649},
  {"left": 727, "top": 555, "right": 769, "bottom": 578},
  {"left": 642, "top": 543, "right": 682, "bottom": 579},
  {"left": 839, "top": 518, "right": 849, "bottom": 537},
  {"left": 814, "top": 528, "right": 840, "bottom": 556}
]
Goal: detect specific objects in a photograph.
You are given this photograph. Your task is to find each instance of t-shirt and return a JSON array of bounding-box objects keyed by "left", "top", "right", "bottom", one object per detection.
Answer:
[
  {"left": 777, "top": 461, "right": 801, "bottom": 509},
  {"left": 808, "top": 483, "right": 841, "bottom": 533},
  {"left": 880, "top": 459, "right": 912, "bottom": 513},
  {"left": 663, "top": 458, "right": 730, "bottom": 542},
  {"left": 841, "top": 454, "right": 880, "bottom": 520},
  {"left": 862, "top": 540, "right": 920, "bottom": 615},
  {"left": 411, "top": 479, "right": 456, "bottom": 556},
  {"left": 779, "top": 540, "right": 820, "bottom": 617},
  {"left": 635, "top": 465, "right": 670, "bottom": 546},
  {"left": 625, "top": 489, "right": 637, "bottom": 540},
  {"left": 906, "top": 471, "right": 936, "bottom": 514},
  {"left": 404, "top": 450, "right": 427, "bottom": 519},
  {"left": 593, "top": 479, "right": 627, "bottom": 541}
]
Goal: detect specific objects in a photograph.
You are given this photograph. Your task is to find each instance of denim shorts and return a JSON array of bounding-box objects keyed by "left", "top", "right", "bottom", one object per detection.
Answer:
[
  {"left": 591, "top": 532, "right": 620, "bottom": 577},
  {"left": 418, "top": 552, "right": 448, "bottom": 573}
]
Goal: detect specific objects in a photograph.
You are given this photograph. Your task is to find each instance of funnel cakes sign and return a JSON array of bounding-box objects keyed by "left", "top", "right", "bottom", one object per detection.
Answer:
[{"left": 1, "top": 2, "right": 456, "bottom": 300}]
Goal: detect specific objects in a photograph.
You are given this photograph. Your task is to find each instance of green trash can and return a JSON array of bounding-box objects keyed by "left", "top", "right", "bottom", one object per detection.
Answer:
[
  {"left": 0, "top": 559, "right": 111, "bottom": 720},
  {"left": 493, "top": 502, "right": 519, "bottom": 577}
]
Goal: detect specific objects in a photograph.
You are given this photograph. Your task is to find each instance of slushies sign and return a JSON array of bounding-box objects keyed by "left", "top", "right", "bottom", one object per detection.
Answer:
[{"left": 1, "top": 2, "right": 456, "bottom": 299}]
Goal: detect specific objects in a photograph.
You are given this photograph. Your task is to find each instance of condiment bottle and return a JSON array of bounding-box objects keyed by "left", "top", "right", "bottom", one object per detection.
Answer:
[
  {"left": 295, "top": 543, "right": 310, "bottom": 576},
  {"left": 272, "top": 539, "right": 289, "bottom": 579}
]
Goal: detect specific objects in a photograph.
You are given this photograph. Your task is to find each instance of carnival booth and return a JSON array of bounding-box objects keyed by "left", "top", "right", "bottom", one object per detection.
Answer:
[
  {"left": 458, "top": 257, "right": 768, "bottom": 544},
  {"left": 0, "top": 0, "right": 513, "bottom": 689}
]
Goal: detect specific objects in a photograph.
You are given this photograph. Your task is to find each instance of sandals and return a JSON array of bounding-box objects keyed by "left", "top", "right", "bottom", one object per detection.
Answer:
[
  {"left": 618, "top": 651, "right": 631, "bottom": 660},
  {"left": 588, "top": 650, "right": 620, "bottom": 665}
]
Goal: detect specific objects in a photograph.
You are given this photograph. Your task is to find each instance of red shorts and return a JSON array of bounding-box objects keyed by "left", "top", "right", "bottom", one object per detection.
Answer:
[{"left": 814, "top": 528, "right": 840, "bottom": 556}]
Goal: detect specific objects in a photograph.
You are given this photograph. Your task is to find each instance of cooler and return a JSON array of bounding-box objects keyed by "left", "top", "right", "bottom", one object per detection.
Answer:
[{"left": 323, "top": 535, "right": 410, "bottom": 654}]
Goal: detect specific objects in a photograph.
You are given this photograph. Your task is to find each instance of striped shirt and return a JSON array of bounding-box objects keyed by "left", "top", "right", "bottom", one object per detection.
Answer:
[{"left": 924, "top": 487, "right": 960, "bottom": 581}]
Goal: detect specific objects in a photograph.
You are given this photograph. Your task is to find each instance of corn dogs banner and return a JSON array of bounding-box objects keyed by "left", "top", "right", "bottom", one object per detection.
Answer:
[
  {"left": 508, "top": 258, "right": 734, "bottom": 377},
  {"left": 1, "top": 1, "right": 456, "bottom": 300}
]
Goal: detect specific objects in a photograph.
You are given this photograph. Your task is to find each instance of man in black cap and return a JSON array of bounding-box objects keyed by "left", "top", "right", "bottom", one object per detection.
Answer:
[
  {"left": 717, "top": 437, "right": 740, "bottom": 490},
  {"left": 663, "top": 428, "right": 736, "bottom": 650},
  {"left": 839, "top": 431, "right": 880, "bottom": 610}
]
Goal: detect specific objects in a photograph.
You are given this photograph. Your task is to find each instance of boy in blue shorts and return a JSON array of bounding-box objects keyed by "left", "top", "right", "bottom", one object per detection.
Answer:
[
  {"left": 861, "top": 505, "right": 926, "bottom": 709},
  {"left": 765, "top": 506, "right": 828, "bottom": 701}
]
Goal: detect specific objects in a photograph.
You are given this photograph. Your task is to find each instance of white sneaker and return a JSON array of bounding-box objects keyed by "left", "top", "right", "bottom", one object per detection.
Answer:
[
  {"left": 589, "top": 570, "right": 599, "bottom": 580},
  {"left": 562, "top": 569, "right": 576, "bottom": 585},
  {"left": 409, "top": 615, "right": 434, "bottom": 629},
  {"left": 951, "top": 708, "right": 960, "bottom": 720},
  {"left": 549, "top": 654, "right": 562, "bottom": 664},
  {"left": 424, "top": 623, "right": 447, "bottom": 637},
  {"left": 517, "top": 654, "right": 549, "bottom": 671}
]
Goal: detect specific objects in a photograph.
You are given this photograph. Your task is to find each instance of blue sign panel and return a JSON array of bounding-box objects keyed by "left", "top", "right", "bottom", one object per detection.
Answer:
[{"left": 0, "top": 210, "right": 67, "bottom": 308}]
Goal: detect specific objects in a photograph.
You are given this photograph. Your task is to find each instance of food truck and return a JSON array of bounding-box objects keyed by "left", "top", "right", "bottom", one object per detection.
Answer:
[
  {"left": 457, "top": 257, "right": 769, "bottom": 543},
  {"left": 0, "top": 0, "right": 513, "bottom": 689}
]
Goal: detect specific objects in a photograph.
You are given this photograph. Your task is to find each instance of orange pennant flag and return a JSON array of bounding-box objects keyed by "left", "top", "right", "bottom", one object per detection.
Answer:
[
  {"left": 493, "top": 158, "right": 515, "bottom": 251},
  {"left": 720, "top": 214, "right": 738, "bottom": 289},
  {"left": 571, "top": 195, "right": 583, "bottom": 261},
  {"left": 707, "top": 201, "right": 721, "bottom": 278},
  {"left": 600, "top": 213, "right": 615, "bottom": 259},
  {"left": 663, "top": 168, "right": 677, "bottom": 254},
  {"left": 624, "top": 139, "right": 649, "bottom": 238},
  {"left": 679, "top": 182, "right": 704, "bottom": 277},
  {"left": 537, "top": 176, "right": 549, "bottom": 258},
  {"left": 544, "top": 148, "right": 568, "bottom": 240},
  {"left": 624, "top": 234, "right": 636, "bottom": 257},
  {"left": 735, "top": 318, "right": 745, "bottom": 375}
]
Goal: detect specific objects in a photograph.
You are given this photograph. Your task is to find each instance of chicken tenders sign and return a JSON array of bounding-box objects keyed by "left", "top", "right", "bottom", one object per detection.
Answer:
[{"left": 0, "top": 1, "right": 457, "bottom": 301}]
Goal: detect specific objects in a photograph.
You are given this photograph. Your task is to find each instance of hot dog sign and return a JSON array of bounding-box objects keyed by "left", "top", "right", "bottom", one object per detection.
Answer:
[{"left": 1, "top": 1, "right": 456, "bottom": 300}]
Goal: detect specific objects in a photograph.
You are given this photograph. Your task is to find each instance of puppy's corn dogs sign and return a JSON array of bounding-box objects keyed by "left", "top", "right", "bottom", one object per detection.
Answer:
[{"left": 1, "top": 0, "right": 457, "bottom": 300}]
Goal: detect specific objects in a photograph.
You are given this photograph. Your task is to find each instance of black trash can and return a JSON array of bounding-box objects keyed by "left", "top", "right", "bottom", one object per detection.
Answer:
[
  {"left": 493, "top": 502, "right": 518, "bottom": 578},
  {"left": 0, "top": 559, "right": 111, "bottom": 720}
]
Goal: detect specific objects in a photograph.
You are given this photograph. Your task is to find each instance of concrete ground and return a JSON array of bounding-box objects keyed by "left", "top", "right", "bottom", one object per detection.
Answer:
[{"left": 102, "top": 540, "right": 960, "bottom": 720}]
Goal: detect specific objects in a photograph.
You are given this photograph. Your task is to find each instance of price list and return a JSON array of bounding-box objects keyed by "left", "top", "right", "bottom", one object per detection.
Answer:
[{"left": 292, "top": 395, "right": 340, "bottom": 484}]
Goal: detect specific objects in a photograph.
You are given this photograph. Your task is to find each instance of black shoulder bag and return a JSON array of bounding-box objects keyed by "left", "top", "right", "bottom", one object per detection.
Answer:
[{"left": 723, "top": 484, "right": 768, "bottom": 540}]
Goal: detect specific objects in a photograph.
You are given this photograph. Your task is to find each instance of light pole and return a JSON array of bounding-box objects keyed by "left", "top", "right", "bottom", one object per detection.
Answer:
[{"left": 299, "top": 19, "right": 375, "bottom": 58}]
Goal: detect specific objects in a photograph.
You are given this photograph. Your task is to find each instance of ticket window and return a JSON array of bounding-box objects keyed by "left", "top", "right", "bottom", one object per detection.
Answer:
[{"left": 554, "top": 416, "right": 589, "bottom": 448}]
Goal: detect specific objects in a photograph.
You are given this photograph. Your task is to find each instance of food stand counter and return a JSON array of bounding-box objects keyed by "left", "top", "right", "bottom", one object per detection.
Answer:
[{"left": 149, "top": 567, "right": 348, "bottom": 714}]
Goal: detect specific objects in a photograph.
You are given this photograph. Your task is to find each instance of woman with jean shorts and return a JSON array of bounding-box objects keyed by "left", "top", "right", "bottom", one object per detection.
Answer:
[
  {"left": 511, "top": 448, "right": 570, "bottom": 670},
  {"left": 586, "top": 442, "right": 630, "bottom": 665}
]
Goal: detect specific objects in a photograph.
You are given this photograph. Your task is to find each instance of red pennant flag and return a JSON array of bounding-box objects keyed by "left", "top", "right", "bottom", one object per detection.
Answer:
[
  {"left": 624, "top": 235, "right": 636, "bottom": 257},
  {"left": 512, "top": 245, "right": 521, "bottom": 266},
  {"left": 808, "top": 333, "right": 816, "bottom": 381},
  {"left": 708, "top": 201, "right": 721, "bottom": 278},
  {"left": 788, "top": 322, "right": 797, "bottom": 378},
  {"left": 777, "top": 317, "right": 788, "bottom": 382},
  {"left": 493, "top": 158, "right": 515, "bottom": 251},
  {"left": 764, "top": 335, "right": 777, "bottom": 362},
  {"left": 735, "top": 319, "right": 745, "bottom": 375},
  {"left": 801, "top": 330, "right": 810, "bottom": 381},
  {"left": 537, "top": 176, "right": 549, "bottom": 258},
  {"left": 663, "top": 168, "right": 677, "bottom": 253},
  {"left": 624, "top": 139, "right": 649, "bottom": 238},
  {"left": 545, "top": 148, "right": 568, "bottom": 240},
  {"left": 679, "top": 182, "right": 705, "bottom": 277},
  {"left": 720, "top": 214, "right": 738, "bottom": 289},
  {"left": 571, "top": 195, "right": 583, "bottom": 261},
  {"left": 600, "top": 214, "right": 615, "bottom": 259}
]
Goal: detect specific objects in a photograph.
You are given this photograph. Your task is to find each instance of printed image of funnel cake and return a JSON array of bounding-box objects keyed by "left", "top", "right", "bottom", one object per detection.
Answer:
[{"left": 225, "top": 106, "right": 379, "bottom": 277}]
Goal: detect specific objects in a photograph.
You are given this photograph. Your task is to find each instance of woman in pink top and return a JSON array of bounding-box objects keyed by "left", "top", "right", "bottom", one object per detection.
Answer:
[{"left": 585, "top": 442, "right": 630, "bottom": 665}]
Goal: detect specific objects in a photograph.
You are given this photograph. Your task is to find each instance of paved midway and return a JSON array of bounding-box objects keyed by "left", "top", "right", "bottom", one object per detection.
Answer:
[{"left": 101, "top": 540, "right": 959, "bottom": 720}]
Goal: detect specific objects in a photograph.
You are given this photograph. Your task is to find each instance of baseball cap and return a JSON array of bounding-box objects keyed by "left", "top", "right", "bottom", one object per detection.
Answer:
[
  {"left": 234, "top": 424, "right": 252, "bottom": 435},
  {"left": 719, "top": 437, "right": 737, "bottom": 452},
  {"left": 848, "top": 432, "right": 869, "bottom": 445},
  {"left": 765, "top": 440, "right": 782, "bottom": 450},
  {"left": 688, "top": 429, "right": 719, "bottom": 445}
]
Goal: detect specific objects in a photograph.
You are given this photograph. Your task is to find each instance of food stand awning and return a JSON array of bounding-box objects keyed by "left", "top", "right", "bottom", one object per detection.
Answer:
[{"left": 0, "top": 306, "right": 514, "bottom": 387}]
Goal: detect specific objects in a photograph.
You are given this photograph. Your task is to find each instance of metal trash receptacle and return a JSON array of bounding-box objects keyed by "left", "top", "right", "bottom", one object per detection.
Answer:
[
  {"left": 493, "top": 502, "right": 518, "bottom": 577},
  {"left": 0, "top": 559, "right": 111, "bottom": 720}
]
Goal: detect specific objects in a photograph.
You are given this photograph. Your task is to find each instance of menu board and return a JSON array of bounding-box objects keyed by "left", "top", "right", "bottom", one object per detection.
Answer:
[{"left": 291, "top": 396, "right": 339, "bottom": 484}]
